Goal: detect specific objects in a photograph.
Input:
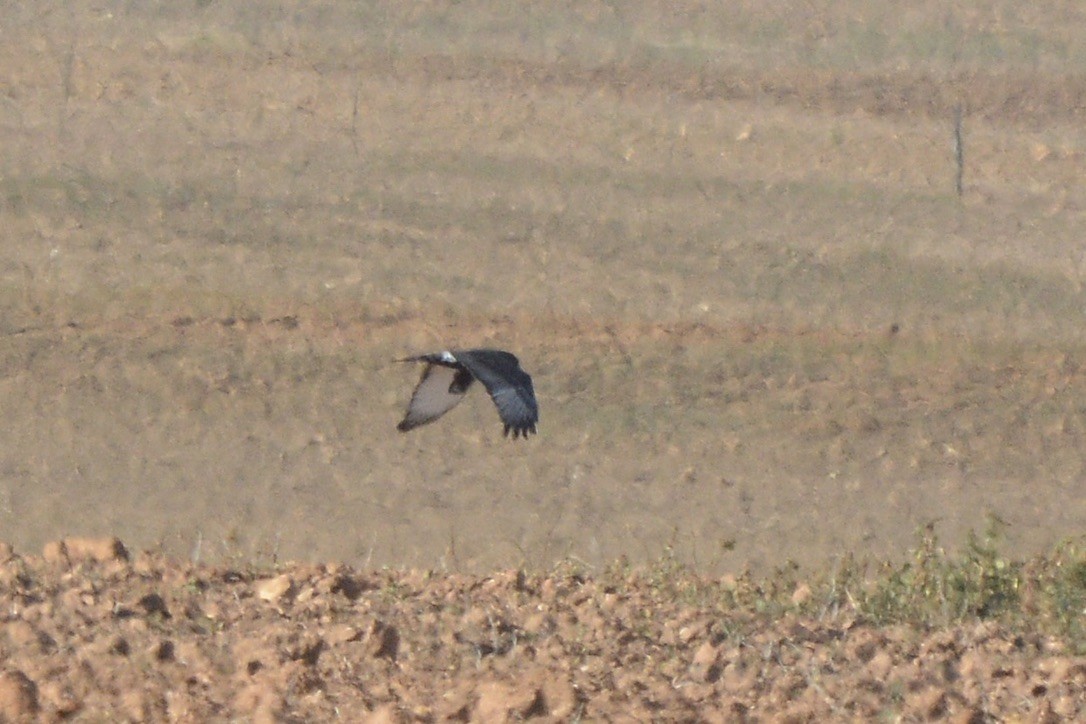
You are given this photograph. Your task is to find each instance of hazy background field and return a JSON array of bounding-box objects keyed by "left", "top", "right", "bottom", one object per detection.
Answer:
[{"left": 1, "top": 1, "right": 1085, "bottom": 572}]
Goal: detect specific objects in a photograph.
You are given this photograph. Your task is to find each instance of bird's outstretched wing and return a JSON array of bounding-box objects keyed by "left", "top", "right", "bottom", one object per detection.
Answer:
[
  {"left": 397, "top": 362, "right": 474, "bottom": 432},
  {"left": 452, "top": 349, "right": 539, "bottom": 438}
]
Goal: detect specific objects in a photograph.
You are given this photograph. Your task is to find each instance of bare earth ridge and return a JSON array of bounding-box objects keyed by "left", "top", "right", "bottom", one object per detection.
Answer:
[{"left": 1, "top": 538, "right": 1084, "bottom": 721}]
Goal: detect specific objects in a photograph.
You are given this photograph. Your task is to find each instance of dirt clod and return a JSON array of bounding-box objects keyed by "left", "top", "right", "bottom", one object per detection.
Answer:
[{"left": 0, "top": 670, "right": 38, "bottom": 721}]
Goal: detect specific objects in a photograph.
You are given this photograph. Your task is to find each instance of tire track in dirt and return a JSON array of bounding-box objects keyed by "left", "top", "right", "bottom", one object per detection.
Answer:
[{"left": 360, "top": 53, "right": 1086, "bottom": 125}]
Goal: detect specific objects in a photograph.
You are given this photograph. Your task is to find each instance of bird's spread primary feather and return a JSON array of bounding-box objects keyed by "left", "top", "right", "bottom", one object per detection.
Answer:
[
  {"left": 395, "top": 363, "right": 472, "bottom": 432},
  {"left": 397, "top": 348, "right": 538, "bottom": 438}
]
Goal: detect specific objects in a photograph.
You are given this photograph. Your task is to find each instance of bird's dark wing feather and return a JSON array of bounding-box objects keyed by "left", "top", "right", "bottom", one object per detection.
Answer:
[
  {"left": 397, "top": 363, "right": 472, "bottom": 432},
  {"left": 452, "top": 349, "right": 539, "bottom": 438}
]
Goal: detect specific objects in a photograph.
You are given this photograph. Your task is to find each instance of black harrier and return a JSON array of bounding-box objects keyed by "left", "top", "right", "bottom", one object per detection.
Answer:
[{"left": 397, "top": 349, "right": 538, "bottom": 439}]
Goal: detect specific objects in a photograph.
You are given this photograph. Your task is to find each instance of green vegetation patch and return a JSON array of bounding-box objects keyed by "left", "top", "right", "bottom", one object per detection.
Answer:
[{"left": 603, "top": 517, "right": 1086, "bottom": 652}]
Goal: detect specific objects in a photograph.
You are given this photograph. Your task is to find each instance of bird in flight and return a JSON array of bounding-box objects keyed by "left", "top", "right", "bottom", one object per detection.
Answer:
[{"left": 397, "top": 349, "right": 538, "bottom": 439}]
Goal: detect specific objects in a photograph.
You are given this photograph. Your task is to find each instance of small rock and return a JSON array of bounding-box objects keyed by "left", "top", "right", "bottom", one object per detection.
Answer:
[
  {"left": 151, "top": 639, "right": 175, "bottom": 662},
  {"left": 541, "top": 676, "right": 578, "bottom": 719},
  {"left": 65, "top": 537, "right": 129, "bottom": 563},
  {"left": 42, "top": 537, "right": 129, "bottom": 565},
  {"left": 690, "top": 641, "right": 722, "bottom": 683},
  {"left": 869, "top": 653, "right": 895, "bottom": 685},
  {"left": 474, "top": 679, "right": 541, "bottom": 720},
  {"left": 522, "top": 612, "right": 553, "bottom": 636},
  {"left": 599, "top": 592, "right": 620, "bottom": 613},
  {"left": 137, "top": 592, "right": 170, "bottom": 618},
  {"left": 365, "top": 620, "right": 399, "bottom": 659},
  {"left": 0, "top": 670, "right": 39, "bottom": 720},
  {"left": 324, "top": 624, "right": 360, "bottom": 647},
  {"left": 284, "top": 632, "right": 324, "bottom": 667},
  {"left": 780, "top": 703, "right": 819, "bottom": 722},
  {"left": 109, "top": 635, "right": 130, "bottom": 656},
  {"left": 41, "top": 541, "right": 68, "bottom": 565},
  {"left": 362, "top": 703, "right": 401, "bottom": 724},
  {"left": 472, "top": 681, "right": 511, "bottom": 721},
  {"left": 948, "top": 707, "right": 985, "bottom": 724},
  {"left": 1051, "top": 692, "right": 1081, "bottom": 718},
  {"left": 3, "top": 621, "right": 44, "bottom": 652},
  {"left": 678, "top": 622, "right": 706, "bottom": 645},
  {"left": 460, "top": 607, "right": 488, "bottom": 630},
  {"left": 234, "top": 683, "right": 283, "bottom": 723},
  {"left": 957, "top": 649, "right": 985, "bottom": 680},
  {"left": 171, "top": 640, "right": 214, "bottom": 675},
  {"left": 791, "top": 583, "right": 813, "bottom": 606},
  {"left": 122, "top": 689, "right": 165, "bottom": 721},
  {"left": 847, "top": 628, "right": 885, "bottom": 662},
  {"left": 1034, "top": 702, "right": 1063, "bottom": 724},
  {"left": 1039, "top": 656, "right": 1086, "bottom": 685},
  {"left": 327, "top": 573, "right": 369, "bottom": 599},
  {"left": 436, "top": 683, "right": 474, "bottom": 721},
  {"left": 680, "top": 682, "right": 716, "bottom": 702},
  {"left": 255, "top": 574, "right": 295, "bottom": 603},
  {"left": 539, "top": 578, "right": 558, "bottom": 602},
  {"left": 906, "top": 686, "right": 946, "bottom": 720},
  {"left": 721, "top": 661, "right": 757, "bottom": 695},
  {"left": 692, "top": 640, "right": 718, "bottom": 667},
  {"left": 38, "top": 680, "right": 80, "bottom": 718}
]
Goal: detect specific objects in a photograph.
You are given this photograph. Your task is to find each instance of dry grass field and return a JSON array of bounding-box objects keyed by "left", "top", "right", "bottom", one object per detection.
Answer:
[
  {"left": 1, "top": 2, "right": 1086, "bottom": 717},
  {"left": 4, "top": 0, "right": 1084, "bottom": 573}
]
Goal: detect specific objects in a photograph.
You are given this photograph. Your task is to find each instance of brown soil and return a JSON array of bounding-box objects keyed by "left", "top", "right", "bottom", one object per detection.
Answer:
[
  {"left": 2, "top": 538, "right": 1084, "bottom": 721},
  {"left": 2, "top": 2, "right": 1086, "bottom": 718}
]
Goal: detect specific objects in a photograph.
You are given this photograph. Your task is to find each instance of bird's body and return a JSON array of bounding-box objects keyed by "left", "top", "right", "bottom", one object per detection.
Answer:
[{"left": 397, "top": 349, "right": 538, "bottom": 439}]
